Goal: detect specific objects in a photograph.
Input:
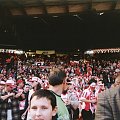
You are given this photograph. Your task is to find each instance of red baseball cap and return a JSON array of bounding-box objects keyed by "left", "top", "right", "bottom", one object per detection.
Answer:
[{"left": 16, "top": 79, "right": 24, "bottom": 85}]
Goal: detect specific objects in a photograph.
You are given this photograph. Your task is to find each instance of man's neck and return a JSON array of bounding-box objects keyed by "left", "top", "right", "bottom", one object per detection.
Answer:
[{"left": 48, "top": 85, "right": 63, "bottom": 96}]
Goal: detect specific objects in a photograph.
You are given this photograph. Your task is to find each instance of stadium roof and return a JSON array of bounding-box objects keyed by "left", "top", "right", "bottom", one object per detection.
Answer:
[
  {"left": 0, "top": 0, "right": 120, "bottom": 16},
  {"left": 0, "top": 0, "right": 120, "bottom": 52}
]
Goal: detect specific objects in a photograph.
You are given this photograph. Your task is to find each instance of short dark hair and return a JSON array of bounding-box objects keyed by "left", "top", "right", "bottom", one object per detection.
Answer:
[
  {"left": 88, "top": 78, "right": 97, "bottom": 85},
  {"left": 48, "top": 68, "right": 66, "bottom": 86},
  {"left": 25, "top": 83, "right": 31, "bottom": 86},
  {"left": 30, "top": 89, "right": 57, "bottom": 110}
]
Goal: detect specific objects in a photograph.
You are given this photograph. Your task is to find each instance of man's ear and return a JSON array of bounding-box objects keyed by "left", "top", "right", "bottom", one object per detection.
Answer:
[
  {"left": 63, "top": 77, "right": 67, "bottom": 84},
  {"left": 52, "top": 106, "right": 58, "bottom": 116}
]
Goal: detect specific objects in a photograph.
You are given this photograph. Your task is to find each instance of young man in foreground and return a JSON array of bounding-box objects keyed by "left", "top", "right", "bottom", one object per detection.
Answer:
[{"left": 29, "top": 89, "right": 58, "bottom": 120}]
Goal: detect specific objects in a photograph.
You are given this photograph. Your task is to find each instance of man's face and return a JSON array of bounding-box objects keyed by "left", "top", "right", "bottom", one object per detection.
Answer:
[
  {"left": 5, "top": 84, "right": 13, "bottom": 92},
  {"left": 98, "top": 81, "right": 104, "bottom": 89},
  {"left": 90, "top": 82, "right": 96, "bottom": 91},
  {"left": 0, "top": 84, "right": 5, "bottom": 90},
  {"left": 19, "top": 82, "right": 24, "bottom": 88},
  {"left": 24, "top": 85, "right": 30, "bottom": 92},
  {"left": 115, "top": 78, "right": 120, "bottom": 86},
  {"left": 63, "top": 80, "right": 69, "bottom": 92},
  {"left": 29, "top": 96, "right": 57, "bottom": 120},
  {"left": 29, "top": 81, "right": 38, "bottom": 88}
]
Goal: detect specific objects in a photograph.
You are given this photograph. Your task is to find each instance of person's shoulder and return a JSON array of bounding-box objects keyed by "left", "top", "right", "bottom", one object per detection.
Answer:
[
  {"left": 110, "top": 86, "right": 120, "bottom": 97},
  {"left": 49, "top": 90, "right": 61, "bottom": 98},
  {"left": 107, "top": 86, "right": 120, "bottom": 94},
  {"left": 98, "top": 86, "right": 120, "bottom": 99},
  {"left": 83, "top": 88, "right": 89, "bottom": 92}
]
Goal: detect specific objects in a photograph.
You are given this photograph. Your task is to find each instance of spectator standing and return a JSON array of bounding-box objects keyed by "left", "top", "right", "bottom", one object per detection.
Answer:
[
  {"left": 95, "top": 74, "right": 120, "bottom": 120},
  {"left": 61, "top": 80, "right": 79, "bottom": 120},
  {"left": 80, "top": 79, "right": 97, "bottom": 120},
  {"left": 14, "top": 79, "right": 25, "bottom": 119},
  {"left": 48, "top": 68, "right": 70, "bottom": 120},
  {"left": 21, "top": 83, "right": 31, "bottom": 120},
  {"left": 26, "top": 76, "right": 41, "bottom": 120},
  {"left": 0, "top": 80, "right": 5, "bottom": 94},
  {"left": 0, "top": 79, "right": 24, "bottom": 120}
]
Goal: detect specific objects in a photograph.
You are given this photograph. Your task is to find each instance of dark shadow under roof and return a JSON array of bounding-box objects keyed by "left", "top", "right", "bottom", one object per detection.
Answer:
[{"left": 0, "top": 0, "right": 120, "bottom": 51}]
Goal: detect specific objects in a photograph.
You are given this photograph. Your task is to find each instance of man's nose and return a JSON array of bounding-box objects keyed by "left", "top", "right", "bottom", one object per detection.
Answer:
[{"left": 35, "top": 108, "right": 42, "bottom": 116}]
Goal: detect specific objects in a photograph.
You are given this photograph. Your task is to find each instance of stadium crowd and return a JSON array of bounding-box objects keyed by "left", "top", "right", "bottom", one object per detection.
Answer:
[{"left": 0, "top": 52, "right": 120, "bottom": 120}]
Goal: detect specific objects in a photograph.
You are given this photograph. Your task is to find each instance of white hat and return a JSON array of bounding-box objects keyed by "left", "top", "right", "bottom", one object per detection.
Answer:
[
  {"left": 0, "top": 80, "right": 5, "bottom": 85},
  {"left": 30, "top": 77, "right": 40, "bottom": 82},
  {"left": 6, "top": 79, "right": 15, "bottom": 86},
  {"left": 90, "top": 82, "right": 96, "bottom": 87}
]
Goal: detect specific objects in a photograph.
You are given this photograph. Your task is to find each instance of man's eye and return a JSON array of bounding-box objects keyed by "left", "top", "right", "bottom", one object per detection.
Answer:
[
  {"left": 31, "top": 106, "right": 37, "bottom": 109},
  {"left": 41, "top": 106, "right": 47, "bottom": 109}
]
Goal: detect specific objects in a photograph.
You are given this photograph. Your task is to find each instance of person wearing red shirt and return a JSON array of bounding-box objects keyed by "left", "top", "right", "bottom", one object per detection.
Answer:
[{"left": 80, "top": 79, "right": 97, "bottom": 120}]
